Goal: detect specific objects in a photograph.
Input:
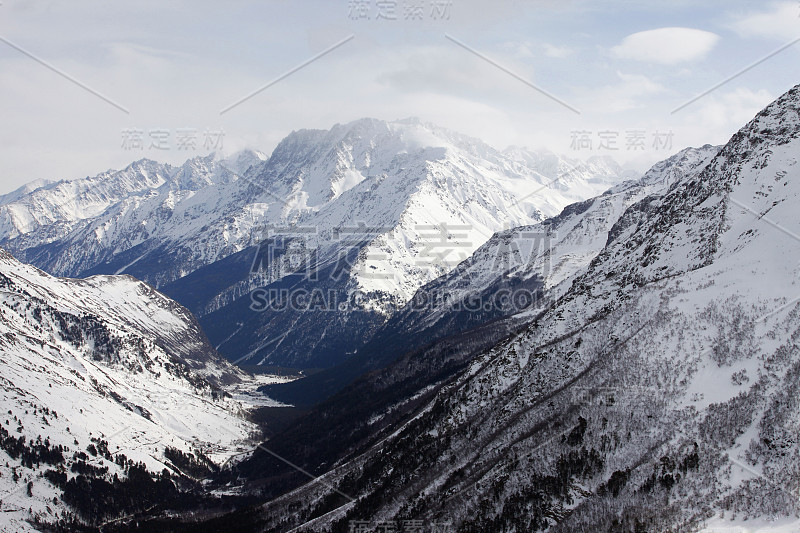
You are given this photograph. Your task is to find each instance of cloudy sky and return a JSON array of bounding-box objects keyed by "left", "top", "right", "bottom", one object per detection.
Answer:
[{"left": 0, "top": 0, "right": 798, "bottom": 193}]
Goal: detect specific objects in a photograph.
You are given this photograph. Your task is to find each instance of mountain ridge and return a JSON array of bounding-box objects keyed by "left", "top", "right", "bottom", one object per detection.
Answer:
[
  {"left": 206, "top": 84, "right": 800, "bottom": 532},
  {"left": 0, "top": 118, "right": 634, "bottom": 369},
  {"left": 0, "top": 247, "right": 263, "bottom": 531}
]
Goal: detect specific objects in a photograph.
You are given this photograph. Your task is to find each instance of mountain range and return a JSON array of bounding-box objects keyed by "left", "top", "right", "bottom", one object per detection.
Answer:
[
  {"left": 0, "top": 118, "right": 632, "bottom": 370},
  {"left": 1, "top": 84, "right": 799, "bottom": 532}
]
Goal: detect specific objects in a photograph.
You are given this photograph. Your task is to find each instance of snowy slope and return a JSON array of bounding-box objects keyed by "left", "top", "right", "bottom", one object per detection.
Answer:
[
  {"left": 230, "top": 85, "right": 800, "bottom": 532},
  {"left": 0, "top": 250, "right": 257, "bottom": 532},
  {"left": 393, "top": 143, "right": 721, "bottom": 332}
]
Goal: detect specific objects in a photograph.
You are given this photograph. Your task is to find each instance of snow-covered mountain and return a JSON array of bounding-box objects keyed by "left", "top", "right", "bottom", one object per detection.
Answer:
[
  {"left": 0, "top": 119, "right": 627, "bottom": 298},
  {"left": 212, "top": 85, "right": 800, "bottom": 532},
  {"left": 5, "top": 83, "right": 798, "bottom": 532},
  {"left": 0, "top": 118, "right": 632, "bottom": 369},
  {"left": 262, "top": 143, "right": 720, "bottom": 405},
  {"left": 393, "top": 142, "right": 721, "bottom": 328},
  {"left": 0, "top": 249, "right": 260, "bottom": 531},
  {"left": 0, "top": 153, "right": 261, "bottom": 288}
]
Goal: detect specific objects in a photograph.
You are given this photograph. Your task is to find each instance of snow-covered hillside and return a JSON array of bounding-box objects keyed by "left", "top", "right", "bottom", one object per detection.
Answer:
[
  {"left": 0, "top": 250, "right": 258, "bottom": 531},
  {"left": 227, "top": 85, "right": 800, "bottom": 532},
  {"left": 395, "top": 143, "right": 721, "bottom": 331}
]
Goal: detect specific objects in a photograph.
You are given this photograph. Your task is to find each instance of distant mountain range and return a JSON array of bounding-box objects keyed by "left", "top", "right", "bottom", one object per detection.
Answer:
[{"left": 0, "top": 118, "right": 633, "bottom": 369}]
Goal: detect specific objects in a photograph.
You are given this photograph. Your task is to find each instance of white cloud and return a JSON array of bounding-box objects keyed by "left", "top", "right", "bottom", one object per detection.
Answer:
[
  {"left": 728, "top": 2, "right": 800, "bottom": 42},
  {"left": 583, "top": 71, "right": 666, "bottom": 113},
  {"left": 611, "top": 27, "right": 720, "bottom": 65},
  {"left": 543, "top": 43, "right": 574, "bottom": 58},
  {"left": 684, "top": 87, "right": 775, "bottom": 144},
  {"left": 500, "top": 41, "right": 536, "bottom": 59}
]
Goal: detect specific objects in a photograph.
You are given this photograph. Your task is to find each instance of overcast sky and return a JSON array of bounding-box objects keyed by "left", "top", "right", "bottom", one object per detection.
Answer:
[{"left": 0, "top": 0, "right": 798, "bottom": 194}]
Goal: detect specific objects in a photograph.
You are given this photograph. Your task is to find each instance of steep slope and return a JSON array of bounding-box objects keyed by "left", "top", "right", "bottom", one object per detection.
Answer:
[
  {"left": 0, "top": 250, "right": 257, "bottom": 532},
  {"left": 213, "top": 85, "right": 800, "bottom": 532}
]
